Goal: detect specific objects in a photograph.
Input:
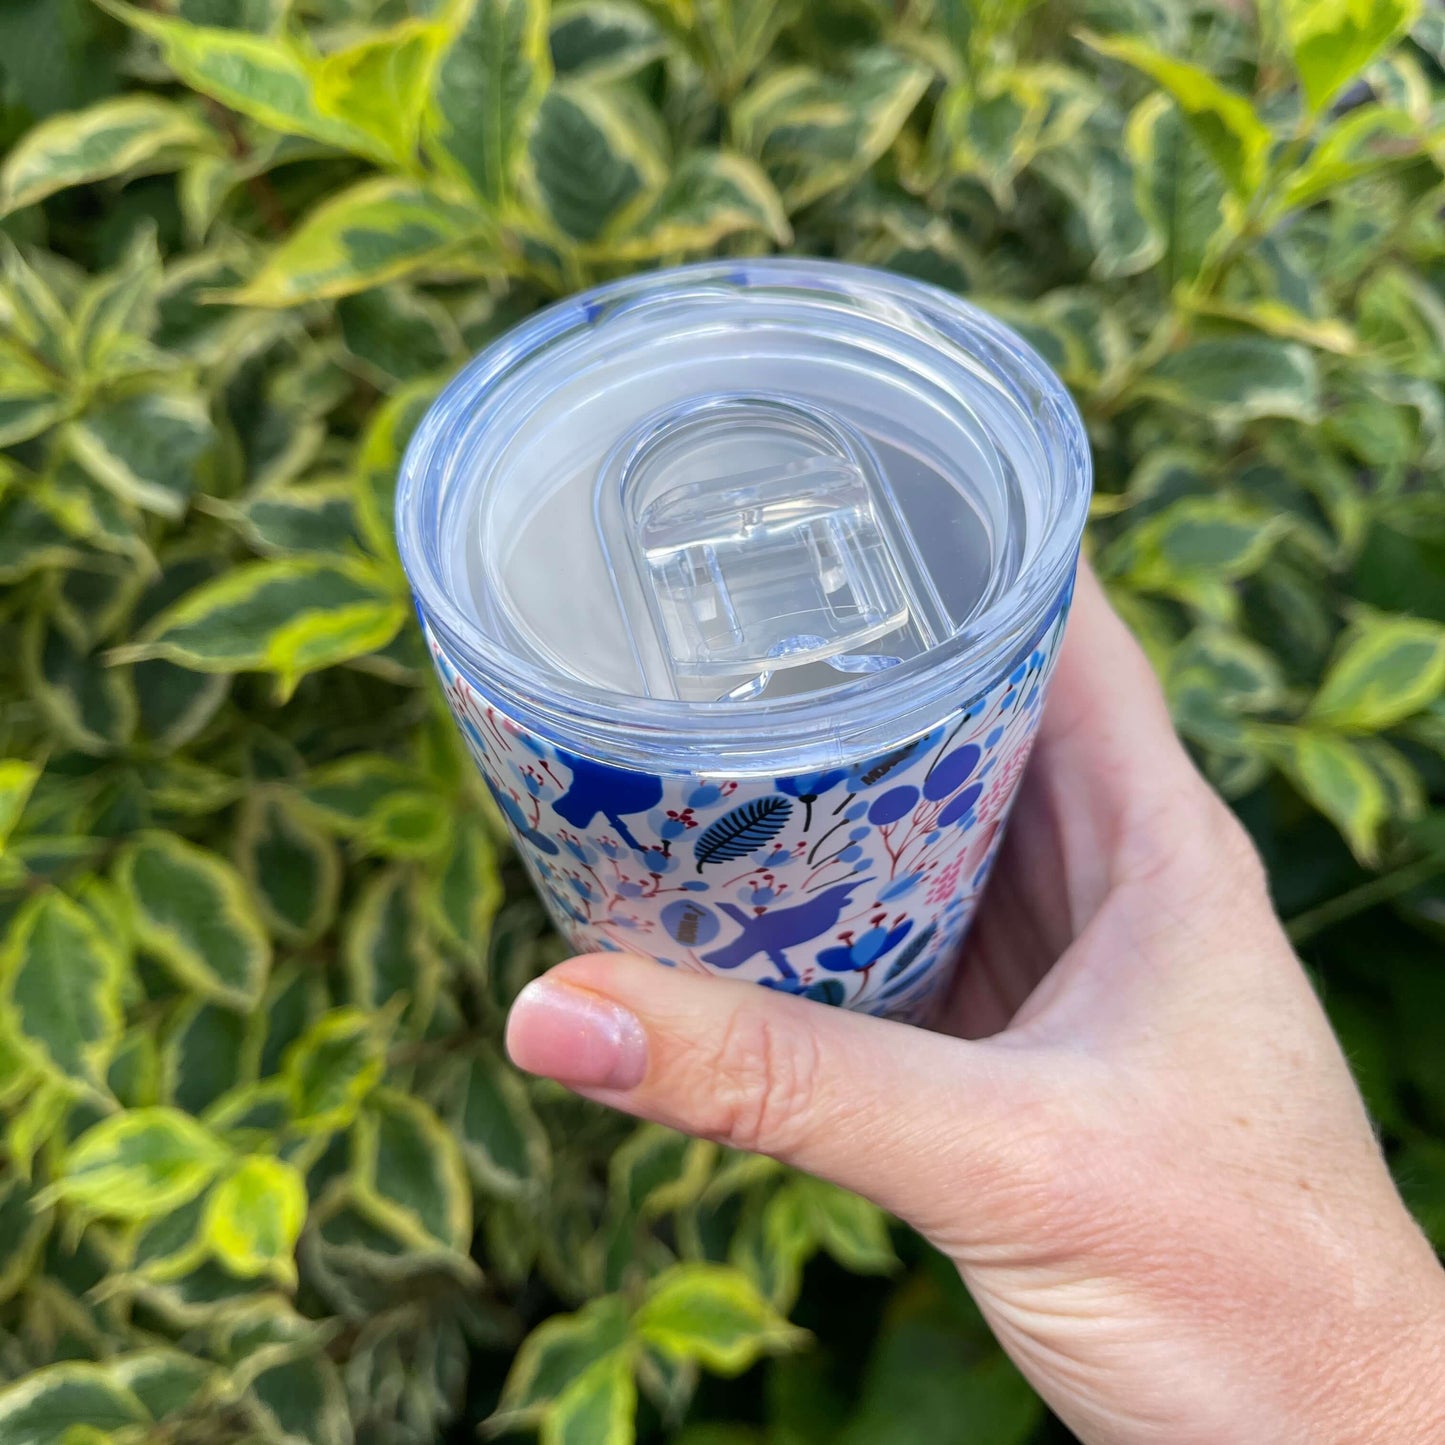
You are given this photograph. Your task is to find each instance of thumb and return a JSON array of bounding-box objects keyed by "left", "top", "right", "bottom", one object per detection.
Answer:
[{"left": 505, "top": 953, "right": 1043, "bottom": 1230}]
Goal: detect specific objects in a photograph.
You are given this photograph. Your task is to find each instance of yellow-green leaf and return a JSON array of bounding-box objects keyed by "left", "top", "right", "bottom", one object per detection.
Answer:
[
  {"left": 312, "top": 20, "right": 445, "bottom": 169},
  {"left": 0, "top": 95, "right": 216, "bottom": 215},
  {"left": 54, "top": 1107, "right": 230, "bottom": 1220},
  {"left": 0, "top": 760, "right": 40, "bottom": 853},
  {"left": 118, "top": 557, "right": 405, "bottom": 690},
  {"left": 1285, "top": 0, "right": 1422, "bottom": 115},
  {"left": 1309, "top": 617, "right": 1445, "bottom": 731},
  {"left": 428, "top": 0, "right": 552, "bottom": 209},
  {"left": 541, "top": 1351, "right": 635, "bottom": 1445},
  {"left": 1083, "top": 33, "right": 1269, "bottom": 199},
  {"left": 1277, "top": 106, "right": 1419, "bottom": 213},
  {"left": 95, "top": 1, "right": 380, "bottom": 159},
  {"left": 117, "top": 831, "right": 272, "bottom": 1011},
  {"left": 2, "top": 892, "right": 122, "bottom": 1092},
  {"left": 203, "top": 1155, "right": 307, "bottom": 1283},
  {"left": 634, "top": 1264, "right": 805, "bottom": 1374},
  {"left": 230, "top": 178, "right": 489, "bottom": 306},
  {"left": 282, "top": 1007, "right": 385, "bottom": 1133}
]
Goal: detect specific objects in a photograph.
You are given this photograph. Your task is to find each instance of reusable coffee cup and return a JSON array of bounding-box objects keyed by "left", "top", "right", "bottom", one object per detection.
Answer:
[{"left": 396, "top": 259, "right": 1090, "bottom": 1022}]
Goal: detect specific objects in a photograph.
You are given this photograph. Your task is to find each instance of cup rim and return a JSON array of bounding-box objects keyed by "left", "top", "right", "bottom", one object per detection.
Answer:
[{"left": 395, "top": 257, "right": 1091, "bottom": 775}]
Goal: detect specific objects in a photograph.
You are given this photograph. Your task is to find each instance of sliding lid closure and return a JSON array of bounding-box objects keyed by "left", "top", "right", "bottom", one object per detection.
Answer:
[{"left": 598, "top": 394, "right": 952, "bottom": 702}]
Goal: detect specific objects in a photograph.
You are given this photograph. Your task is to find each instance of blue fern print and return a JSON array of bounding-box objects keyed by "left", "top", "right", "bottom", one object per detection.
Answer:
[{"left": 693, "top": 795, "right": 793, "bottom": 871}]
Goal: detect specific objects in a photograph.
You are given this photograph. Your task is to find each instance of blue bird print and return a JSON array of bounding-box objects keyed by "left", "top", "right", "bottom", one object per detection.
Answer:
[
  {"left": 702, "top": 879, "right": 872, "bottom": 981},
  {"left": 550, "top": 752, "right": 664, "bottom": 854}
]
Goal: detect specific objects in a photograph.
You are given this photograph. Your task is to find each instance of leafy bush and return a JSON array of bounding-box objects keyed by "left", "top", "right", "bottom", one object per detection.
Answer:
[{"left": 1, "top": 0, "right": 1443, "bottom": 1440}]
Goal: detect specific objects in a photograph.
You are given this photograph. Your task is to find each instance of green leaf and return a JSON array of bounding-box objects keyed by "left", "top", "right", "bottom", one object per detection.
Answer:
[
  {"left": 0, "top": 1364, "right": 148, "bottom": 1444},
  {"left": 0, "top": 760, "right": 41, "bottom": 853},
  {"left": 1138, "top": 338, "right": 1321, "bottom": 430},
  {"left": 1259, "top": 727, "right": 1391, "bottom": 863},
  {"left": 119, "top": 557, "right": 406, "bottom": 694},
  {"left": 354, "top": 374, "right": 442, "bottom": 561},
  {"left": 1285, "top": 0, "right": 1421, "bottom": 115},
  {"left": 117, "top": 831, "right": 272, "bottom": 1011},
  {"left": 1276, "top": 106, "right": 1419, "bottom": 212},
  {"left": 233, "top": 787, "right": 341, "bottom": 944},
  {"left": 301, "top": 755, "right": 425, "bottom": 834},
  {"left": 249, "top": 1354, "right": 350, "bottom": 1445},
  {"left": 354, "top": 1088, "right": 471, "bottom": 1251},
  {"left": 498, "top": 1295, "right": 632, "bottom": 1422},
  {"left": 65, "top": 388, "right": 217, "bottom": 520},
  {"left": 230, "top": 178, "right": 489, "bottom": 307},
  {"left": 312, "top": 20, "right": 444, "bottom": 169},
  {"left": 0, "top": 95, "right": 215, "bottom": 216},
  {"left": 1110, "top": 495, "right": 1288, "bottom": 591},
  {"left": 107, "top": 1351, "right": 211, "bottom": 1424},
  {"left": 449, "top": 1045, "right": 551, "bottom": 1196},
  {"left": 634, "top": 1264, "right": 805, "bottom": 1374},
  {"left": 1083, "top": 33, "right": 1269, "bottom": 199},
  {"left": 54, "top": 1107, "right": 229, "bottom": 1220},
  {"left": 610, "top": 1124, "right": 715, "bottom": 1219},
  {"left": 23, "top": 615, "right": 137, "bottom": 756},
  {"left": 344, "top": 866, "right": 441, "bottom": 1029},
  {"left": 163, "top": 999, "right": 250, "bottom": 1115},
  {"left": 428, "top": 0, "right": 552, "bottom": 209},
  {"left": 1125, "top": 92, "right": 1225, "bottom": 288},
  {"left": 283, "top": 1007, "right": 385, "bottom": 1133},
  {"left": 2, "top": 892, "right": 123, "bottom": 1091},
  {"left": 1038, "top": 132, "right": 1159, "bottom": 280},
  {"left": 551, "top": 1, "right": 666, "bottom": 81},
  {"left": 1309, "top": 617, "right": 1445, "bottom": 731},
  {"left": 526, "top": 82, "right": 667, "bottom": 242},
  {"left": 203, "top": 1155, "right": 307, "bottom": 1284},
  {"left": 609, "top": 149, "right": 789, "bottom": 258},
  {"left": 734, "top": 49, "right": 930, "bottom": 209},
  {"left": 95, "top": 2, "right": 380, "bottom": 159},
  {"left": 429, "top": 815, "right": 505, "bottom": 953},
  {"left": 541, "top": 1351, "right": 636, "bottom": 1445},
  {"left": 789, "top": 1177, "right": 896, "bottom": 1275},
  {"left": 0, "top": 1176, "right": 50, "bottom": 1306},
  {"left": 229, "top": 479, "right": 360, "bottom": 558},
  {"left": 336, "top": 285, "right": 462, "bottom": 387}
]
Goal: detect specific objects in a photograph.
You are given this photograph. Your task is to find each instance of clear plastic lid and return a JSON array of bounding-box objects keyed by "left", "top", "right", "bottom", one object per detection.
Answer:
[{"left": 396, "top": 259, "right": 1090, "bottom": 773}]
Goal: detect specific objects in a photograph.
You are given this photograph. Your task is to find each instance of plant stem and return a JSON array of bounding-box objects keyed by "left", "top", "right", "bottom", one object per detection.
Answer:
[{"left": 1286, "top": 854, "right": 1445, "bottom": 945}]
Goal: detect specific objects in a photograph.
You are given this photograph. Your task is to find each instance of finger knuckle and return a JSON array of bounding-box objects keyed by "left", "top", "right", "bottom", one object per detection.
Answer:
[{"left": 701, "top": 1007, "right": 820, "bottom": 1156}]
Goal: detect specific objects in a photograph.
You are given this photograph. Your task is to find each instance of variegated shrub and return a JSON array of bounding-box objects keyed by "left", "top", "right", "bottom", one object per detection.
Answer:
[{"left": 0, "top": 0, "right": 1442, "bottom": 1441}]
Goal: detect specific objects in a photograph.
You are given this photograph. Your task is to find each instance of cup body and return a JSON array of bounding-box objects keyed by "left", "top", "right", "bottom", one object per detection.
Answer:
[{"left": 421, "top": 580, "right": 1070, "bottom": 1022}]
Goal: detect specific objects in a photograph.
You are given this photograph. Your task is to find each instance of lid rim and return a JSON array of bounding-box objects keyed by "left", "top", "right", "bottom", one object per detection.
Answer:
[{"left": 395, "top": 258, "right": 1091, "bottom": 774}]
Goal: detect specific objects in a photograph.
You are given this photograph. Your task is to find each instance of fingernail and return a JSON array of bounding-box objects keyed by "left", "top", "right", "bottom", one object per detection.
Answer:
[{"left": 506, "top": 978, "right": 648, "bottom": 1090}]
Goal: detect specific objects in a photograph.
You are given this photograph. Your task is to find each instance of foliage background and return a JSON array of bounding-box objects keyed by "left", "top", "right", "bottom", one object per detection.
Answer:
[{"left": 0, "top": 0, "right": 1443, "bottom": 1440}]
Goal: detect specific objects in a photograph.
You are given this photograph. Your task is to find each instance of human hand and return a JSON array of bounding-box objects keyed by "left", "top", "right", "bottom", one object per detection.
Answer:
[{"left": 505, "top": 564, "right": 1445, "bottom": 1445}]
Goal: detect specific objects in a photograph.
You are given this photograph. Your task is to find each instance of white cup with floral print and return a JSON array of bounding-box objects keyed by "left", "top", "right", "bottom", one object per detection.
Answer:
[{"left": 396, "top": 259, "right": 1090, "bottom": 1022}]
